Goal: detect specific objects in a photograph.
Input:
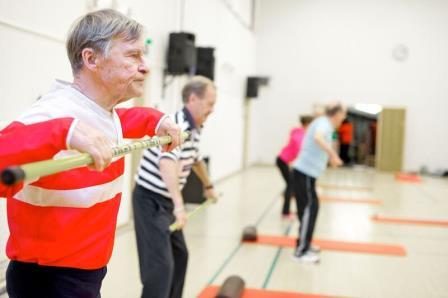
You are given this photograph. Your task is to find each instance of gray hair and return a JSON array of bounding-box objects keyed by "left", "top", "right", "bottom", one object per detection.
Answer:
[
  {"left": 67, "top": 9, "right": 143, "bottom": 74},
  {"left": 325, "top": 102, "right": 345, "bottom": 117},
  {"left": 182, "top": 76, "right": 215, "bottom": 103}
]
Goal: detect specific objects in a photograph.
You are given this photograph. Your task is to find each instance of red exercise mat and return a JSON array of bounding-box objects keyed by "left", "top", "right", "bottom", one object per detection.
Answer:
[
  {"left": 395, "top": 173, "right": 421, "bottom": 183},
  {"left": 320, "top": 196, "right": 382, "bottom": 205},
  {"left": 372, "top": 214, "right": 448, "bottom": 227},
  {"left": 198, "top": 286, "right": 339, "bottom": 298},
  {"left": 244, "top": 235, "right": 406, "bottom": 256},
  {"left": 317, "top": 183, "right": 372, "bottom": 191}
]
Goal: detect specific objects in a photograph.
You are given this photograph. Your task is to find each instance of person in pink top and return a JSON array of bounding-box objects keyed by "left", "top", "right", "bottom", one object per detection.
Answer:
[{"left": 276, "top": 115, "right": 313, "bottom": 216}]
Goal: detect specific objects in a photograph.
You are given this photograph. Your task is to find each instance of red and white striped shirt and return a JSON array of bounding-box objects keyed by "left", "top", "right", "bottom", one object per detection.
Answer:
[{"left": 1, "top": 80, "right": 164, "bottom": 269}]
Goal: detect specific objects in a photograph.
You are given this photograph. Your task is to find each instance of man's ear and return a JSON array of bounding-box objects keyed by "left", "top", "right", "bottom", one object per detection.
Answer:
[
  {"left": 187, "top": 93, "right": 196, "bottom": 103},
  {"left": 81, "top": 48, "right": 99, "bottom": 71},
  {"left": 188, "top": 93, "right": 199, "bottom": 104}
]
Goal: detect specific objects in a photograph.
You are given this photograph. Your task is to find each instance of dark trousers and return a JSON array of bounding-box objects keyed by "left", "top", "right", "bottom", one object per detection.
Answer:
[
  {"left": 293, "top": 170, "right": 319, "bottom": 254},
  {"left": 6, "top": 260, "right": 106, "bottom": 298},
  {"left": 133, "top": 185, "right": 188, "bottom": 298},
  {"left": 340, "top": 143, "right": 350, "bottom": 164},
  {"left": 275, "top": 157, "right": 293, "bottom": 215}
]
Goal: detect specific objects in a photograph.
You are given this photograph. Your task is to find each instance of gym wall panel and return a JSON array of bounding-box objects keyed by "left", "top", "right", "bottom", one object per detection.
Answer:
[
  {"left": 0, "top": 202, "right": 6, "bottom": 269},
  {"left": 0, "top": 0, "right": 84, "bottom": 122},
  {"left": 0, "top": 199, "right": 6, "bottom": 283},
  {"left": 0, "top": 0, "right": 84, "bottom": 39},
  {"left": 0, "top": 122, "right": 8, "bottom": 279},
  {"left": 251, "top": 0, "right": 448, "bottom": 172},
  {"left": 183, "top": 0, "right": 256, "bottom": 178},
  {"left": 0, "top": 25, "right": 71, "bottom": 122}
]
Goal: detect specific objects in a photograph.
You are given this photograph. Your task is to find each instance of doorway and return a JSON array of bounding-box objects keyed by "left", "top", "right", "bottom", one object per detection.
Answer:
[
  {"left": 343, "top": 106, "right": 379, "bottom": 167},
  {"left": 342, "top": 105, "right": 405, "bottom": 172}
]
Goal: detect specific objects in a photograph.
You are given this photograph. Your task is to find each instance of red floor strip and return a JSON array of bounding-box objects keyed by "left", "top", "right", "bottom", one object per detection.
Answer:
[
  {"left": 198, "top": 286, "right": 337, "bottom": 298},
  {"left": 395, "top": 173, "right": 422, "bottom": 183},
  {"left": 372, "top": 214, "right": 448, "bottom": 227},
  {"left": 244, "top": 235, "right": 406, "bottom": 256},
  {"left": 317, "top": 183, "right": 372, "bottom": 191},
  {"left": 320, "top": 196, "right": 382, "bottom": 205}
]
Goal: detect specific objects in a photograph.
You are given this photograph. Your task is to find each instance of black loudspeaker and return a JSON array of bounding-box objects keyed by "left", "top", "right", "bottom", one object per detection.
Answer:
[
  {"left": 167, "top": 32, "right": 196, "bottom": 75},
  {"left": 246, "top": 76, "right": 270, "bottom": 98},
  {"left": 182, "top": 157, "right": 209, "bottom": 204},
  {"left": 246, "top": 77, "right": 260, "bottom": 98},
  {"left": 196, "top": 47, "right": 215, "bottom": 80}
]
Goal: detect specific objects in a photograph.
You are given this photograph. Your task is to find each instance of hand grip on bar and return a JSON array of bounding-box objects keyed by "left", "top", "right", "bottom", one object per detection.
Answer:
[{"left": 1, "top": 132, "right": 189, "bottom": 185}]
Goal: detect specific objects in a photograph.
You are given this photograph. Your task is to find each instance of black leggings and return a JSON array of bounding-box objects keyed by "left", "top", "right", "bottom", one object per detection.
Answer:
[
  {"left": 340, "top": 144, "right": 350, "bottom": 164},
  {"left": 276, "top": 157, "right": 293, "bottom": 215},
  {"left": 293, "top": 169, "right": 319, "bottom": 254}
]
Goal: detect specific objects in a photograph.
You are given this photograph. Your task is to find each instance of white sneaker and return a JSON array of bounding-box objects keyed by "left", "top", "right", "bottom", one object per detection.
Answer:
[
  {"left": 309, "top": 245, "right": 321, "bottom": 254},
  {"left": 293, "top": 250, "right": 320, "bottom": 264}
]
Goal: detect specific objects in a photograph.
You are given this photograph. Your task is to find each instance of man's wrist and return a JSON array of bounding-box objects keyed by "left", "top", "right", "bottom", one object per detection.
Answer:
[
  {"left": 204, "top": 184, "right": 214, "bottom": 190},
  {"left": 155, "top": 115, "right": 170, "bottom": 135},
  {"left": 174, "top": 205, "right": 184, "bottom": 213},
  {"left": 329, "top": 151, "right": 338, "bottom": 159},
  {"left": 173, "top": 195, "right": 184, "bottom": 213}
]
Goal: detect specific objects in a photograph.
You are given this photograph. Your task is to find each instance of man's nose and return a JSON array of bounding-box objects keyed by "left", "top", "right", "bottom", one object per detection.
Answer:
[{"left": 138, "top": 58, "right": 149, "bottom": 75}]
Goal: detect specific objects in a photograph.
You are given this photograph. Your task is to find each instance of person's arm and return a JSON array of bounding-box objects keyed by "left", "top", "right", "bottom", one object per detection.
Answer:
[
  {"left": 314, "top": 131, "right": 343, "bottom": 167},
  {"left": 192, "top": 160, "right": 217, "bottom": 199},
  {"left": 0, "top": 118, "right": 75, "bottom": 167},
  {"left": 159, "top": 156, "right": 187, "bottom": 228},
  {"left": 115, "top": 107, "right": 182, "bottom": 152},
  {"left": 0, "top": 118, "right": 114, "bottom": 197},
  {"left": 0, "top": 118, "right": 74, "bottom": 197},
  {"left": 115, "top": 107, "right": 164, "bottom": 138}
]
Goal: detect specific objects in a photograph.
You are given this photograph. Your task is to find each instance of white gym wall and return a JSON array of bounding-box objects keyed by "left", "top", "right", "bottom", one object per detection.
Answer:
[
  {"left": 0, "top": 121, "right": 6, "bottom": 274},
  {"left": 250, "top": 0, "right": 448, "bottom": 172}
]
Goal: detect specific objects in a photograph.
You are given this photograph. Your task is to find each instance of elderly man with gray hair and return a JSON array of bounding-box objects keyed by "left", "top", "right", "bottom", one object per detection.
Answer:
[
  {"left": 133, "top": 75, "right": 218, "bottom": 298},
  {"left": 4, "top": 9, "right": 181, "bottom": 298}
]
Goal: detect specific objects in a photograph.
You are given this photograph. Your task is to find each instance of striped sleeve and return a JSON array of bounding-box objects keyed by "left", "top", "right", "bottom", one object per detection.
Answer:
[
  {"left": 135, "top": 109, "right": 202, "bottom": 197},
  {"left": 160, "top": 148, "right": 180, "bottom": 161},
  {"left": 193, "top": 132, "right": 203, "bottom": 162},
  {"left": 159, "top": 113, "right": 184, "bottom": 161}
]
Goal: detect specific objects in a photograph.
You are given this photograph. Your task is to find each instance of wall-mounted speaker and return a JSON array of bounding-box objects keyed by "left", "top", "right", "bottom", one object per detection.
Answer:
[
  {"left": 246, "top": 76, "right": 270, "bottom": 98},
  {"left": 167, "top": 32, "right": 196, "bottom": 75},
  {"left": 196, "top": 47, "right": 215, "bottom": 80}
]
